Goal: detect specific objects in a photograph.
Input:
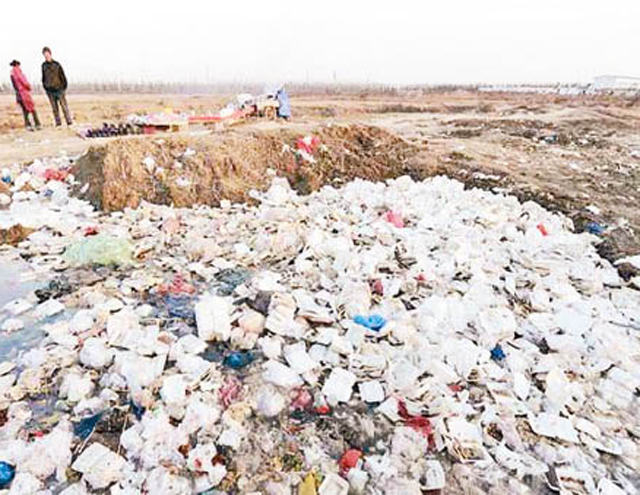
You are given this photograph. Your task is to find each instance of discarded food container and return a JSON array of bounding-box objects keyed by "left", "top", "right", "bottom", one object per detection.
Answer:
[
  {"left": 71, "top": 442, "right": 126, "bottom": 489},
  {"left": 322, "top": 368, "right": 357, "bottom": 404},
  {"left": 195, "top": 294, "right": 232, "bottom": 341},
  {"left": 422, "top": 460, "right": 445, "bottom": 491},
  {"left": 256, "top": 386, "right": 286, "bottom": 417}
]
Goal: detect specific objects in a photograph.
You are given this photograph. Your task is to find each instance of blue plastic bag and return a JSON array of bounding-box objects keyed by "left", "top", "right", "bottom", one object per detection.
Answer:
[
  {"left": 490, "top": 344, "right": 506, "bottom": 361},
  {"left": 354, "top": 314, "right": 387, "bottom": 331},
  {"left": 224, "top": 351, "right": 255, "bottom": 369},
  {"left": 0, "top": 462, "right": 15, "bottom": 489},
  {"left": 586, "top": 222, "right": 606, "bottom": 235},
  {"left": 74, "top": 412, "right": 104, "bottom": 440},
  {"left": 130, "top": 400, "right": 145, "bottom": 421}
]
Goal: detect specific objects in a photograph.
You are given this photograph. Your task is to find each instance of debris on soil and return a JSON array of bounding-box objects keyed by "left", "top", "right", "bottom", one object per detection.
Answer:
[
  {"left": 0, "top": 225, "right": 34, "bottom": 246},
  {"left": 0, "top": 152, "right": 637, "bottom": 495}
]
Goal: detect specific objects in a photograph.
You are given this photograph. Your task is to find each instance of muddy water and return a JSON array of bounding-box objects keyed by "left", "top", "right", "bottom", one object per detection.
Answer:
[{"left": 0, "top": 256, "right": 43, "bottom": 361}]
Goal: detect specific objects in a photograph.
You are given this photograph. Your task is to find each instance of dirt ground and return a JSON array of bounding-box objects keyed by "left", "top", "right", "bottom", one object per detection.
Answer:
[{"left": 2, "top": 91, "right": 639, "bottom": 268}]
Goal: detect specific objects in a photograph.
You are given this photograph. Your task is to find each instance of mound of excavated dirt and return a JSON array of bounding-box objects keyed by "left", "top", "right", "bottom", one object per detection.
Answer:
[{"left": 72, "top": 124, "right": 417, "bottom": 212}]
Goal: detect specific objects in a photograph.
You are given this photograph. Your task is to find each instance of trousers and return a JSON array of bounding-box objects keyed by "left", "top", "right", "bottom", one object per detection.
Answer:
[
  {"left": 19, "top": 101, "right": 41, "bottom": 129},
  {"left": 46, "top": 90, "right": 72, "bottom": 126}
]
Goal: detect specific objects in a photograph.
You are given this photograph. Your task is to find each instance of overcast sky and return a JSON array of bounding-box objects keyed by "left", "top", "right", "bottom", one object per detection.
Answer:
[{"left": 1, "top": 0, "right": 638, "bottom": 86}]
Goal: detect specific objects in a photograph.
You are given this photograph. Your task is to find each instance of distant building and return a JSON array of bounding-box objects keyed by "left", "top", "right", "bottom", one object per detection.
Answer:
[
  {"left": 478, "top": 83, "right": 587, "bottom": 95},
  {"left": 592, "top": 75, "right": 640, "bottom": 91}
]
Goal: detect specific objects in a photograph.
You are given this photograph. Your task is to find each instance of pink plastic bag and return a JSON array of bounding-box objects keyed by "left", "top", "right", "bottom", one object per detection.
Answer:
[
  {"left": 537, "top": 223, "right": 549, "bottom": 236},
  {"left": 384, "top": 211, "right": 405, "bottom": 228}
]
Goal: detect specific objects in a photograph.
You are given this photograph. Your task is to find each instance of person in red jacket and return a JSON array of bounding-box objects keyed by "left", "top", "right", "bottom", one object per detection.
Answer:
[{"left": 9, "top": 60, "right": 41, "bottom": 131}]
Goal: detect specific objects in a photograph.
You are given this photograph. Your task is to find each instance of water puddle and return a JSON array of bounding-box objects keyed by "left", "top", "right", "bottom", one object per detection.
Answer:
[{"left": 0, "top": 255, "right": 44, "bottom": 361}]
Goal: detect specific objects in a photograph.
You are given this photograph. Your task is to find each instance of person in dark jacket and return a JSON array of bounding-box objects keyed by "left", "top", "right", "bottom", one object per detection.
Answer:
[
  {"left": 41, "top": 47, "right": 72, "bottom": 126},
  {"left": 9, "top": 60, "right": 41, "bottom": 131}
]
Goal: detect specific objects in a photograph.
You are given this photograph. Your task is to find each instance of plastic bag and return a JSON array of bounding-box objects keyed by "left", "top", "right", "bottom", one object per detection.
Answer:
[
  {"left": 64, "top": 234, "right": 134, "bottom": 267},
  {"left": 0, "top": 462, "right": 15, "bottom": 489},
  {"left": 223, "top": 351, "right": 255, "bottom": 369},
  {"left": 353, "top": 314, "right": 387, "bottom": 331},
  {"left": 73, "top": 412, "right": 105, "bottom": 440}
]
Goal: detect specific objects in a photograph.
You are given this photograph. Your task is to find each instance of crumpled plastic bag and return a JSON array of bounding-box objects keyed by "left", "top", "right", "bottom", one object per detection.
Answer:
[{"left": 63, "top": 234, "right": 134, "bottom": 267}]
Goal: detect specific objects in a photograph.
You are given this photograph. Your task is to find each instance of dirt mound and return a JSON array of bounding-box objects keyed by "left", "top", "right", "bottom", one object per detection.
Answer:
[
  {"left": 72, "top": 125, "right": 417, "bottom": 212},
  {"left": 0, "top": 225, "right": 34, "bottom": 246}
]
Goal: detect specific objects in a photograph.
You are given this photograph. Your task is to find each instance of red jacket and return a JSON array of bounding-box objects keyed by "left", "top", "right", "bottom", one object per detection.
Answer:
[{"left": 10, "top": 67, "right": 35, "bottom": 113}]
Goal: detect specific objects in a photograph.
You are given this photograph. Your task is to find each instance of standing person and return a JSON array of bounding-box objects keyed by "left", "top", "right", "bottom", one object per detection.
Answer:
[
  {"left": 9, "top": 60, "right": 41, "bottom": 131},
  {"left": 41, "top": 47, "right": 72, "bottom": 126},
  {"left": 276, "top": 87, "right": 291, "bottom": 120}
]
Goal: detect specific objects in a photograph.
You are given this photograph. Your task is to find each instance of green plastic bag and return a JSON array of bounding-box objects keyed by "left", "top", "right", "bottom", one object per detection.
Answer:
[{"left": 64, "top": 234, "right": 134, "bottom": 267}]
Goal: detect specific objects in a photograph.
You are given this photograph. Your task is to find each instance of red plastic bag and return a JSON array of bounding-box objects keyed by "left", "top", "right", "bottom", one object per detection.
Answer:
[
  {"left": 296, "top": 135, "right": 320, "bottom": 155},
  {"left": 157, "top": 274, "right": 195, "bottom": 295},
  {"left": 219, "top": 376, "right": 243, "bottom": 409},
  {"left": 339, "top": 449, "right": 362, "bottom": 476},
  {"left": 397, "top": 400, "right": 434, "bottom": 448},
  {"left": 43, "top": 169, "right": 68, "bottom": 182},
  {"left": 314, "top": 405, "right": 331, "bottom": 415},
  {"left": 290, "top": 388, "right": 313, "bottom": 411}
]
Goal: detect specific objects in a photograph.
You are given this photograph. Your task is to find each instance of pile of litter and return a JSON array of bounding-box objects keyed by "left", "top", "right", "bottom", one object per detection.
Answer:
[{"left": 0, "top": 161, "right": 638, "bottom": 494}]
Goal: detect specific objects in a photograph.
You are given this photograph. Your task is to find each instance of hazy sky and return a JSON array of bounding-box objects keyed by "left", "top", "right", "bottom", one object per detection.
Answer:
[{"left": 1, "top": 0, "right": 638, "bottom": 86}]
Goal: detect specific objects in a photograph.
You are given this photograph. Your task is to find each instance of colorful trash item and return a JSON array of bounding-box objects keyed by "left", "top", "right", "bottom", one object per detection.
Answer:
[{"left": 353, "top": 314, "right": 387, "bottom": 331}]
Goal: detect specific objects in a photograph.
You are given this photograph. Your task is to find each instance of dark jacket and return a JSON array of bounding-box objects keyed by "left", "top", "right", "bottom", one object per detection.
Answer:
[{"left": 42, "top": 60, "right": 68, "bottom": 92}]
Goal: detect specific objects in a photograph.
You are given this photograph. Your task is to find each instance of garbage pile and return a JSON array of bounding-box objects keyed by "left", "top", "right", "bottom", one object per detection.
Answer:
[{"left": 0, "top": 159, "right": 638, "bottom": 494}]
